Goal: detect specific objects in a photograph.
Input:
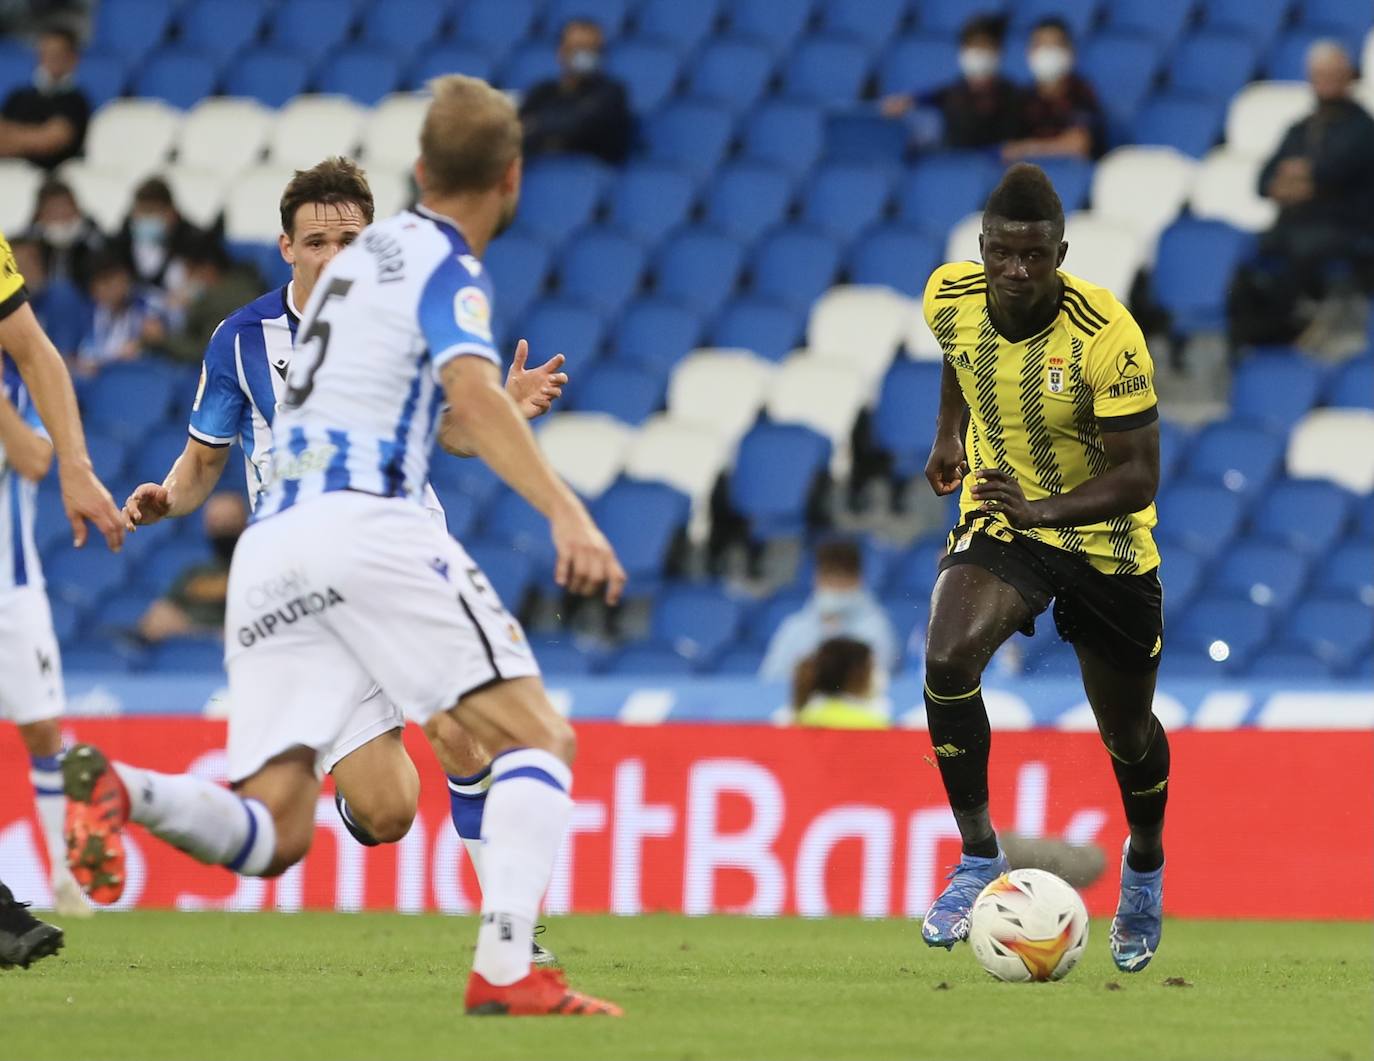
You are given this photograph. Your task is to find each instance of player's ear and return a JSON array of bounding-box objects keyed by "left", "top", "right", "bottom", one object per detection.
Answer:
[
  {"left": 503, "top": 154, "right": 522, "bottom": 197},
  {"left": 977, "top": 233, "right": 985, "bottom": 262},
  {"left": 1056, "top": 241, "right": 1068, "bottom": 267},
  {"left": 413, "top": 158, "right": 427, "bottom": 196},
  {"left": 278, "top": 232, "right": 293, "bottom": 266}
]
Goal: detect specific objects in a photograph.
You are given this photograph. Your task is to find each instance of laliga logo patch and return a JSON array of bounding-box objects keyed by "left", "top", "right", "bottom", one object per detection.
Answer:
[
  {"left": 1045, "top": 354, "right": 1066, "bottom": 394},
  {"left": 454, "top": 285, "right": 493, "bottom": 342}
]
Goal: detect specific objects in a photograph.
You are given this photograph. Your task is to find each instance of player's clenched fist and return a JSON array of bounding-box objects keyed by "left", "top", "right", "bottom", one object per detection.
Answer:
[
  {"left": 123, "top": 482, "right": 173, "bottom": 528},
  {"left": 550, "top": 504, "right": 626, "bottom": 606},
  {"left": 925, "top": 434, "right": 970, "bottom": 496}
]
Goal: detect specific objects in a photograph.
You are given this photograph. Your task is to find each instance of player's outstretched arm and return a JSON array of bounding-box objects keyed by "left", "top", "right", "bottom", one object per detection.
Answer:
[
  {"left": 439, "top": 355, "right": 626, "bottom": 604},
  {"left": 925, "top": 358, "right": 971, "bottom": 496},
  {"left": 0, "top": 301, "right": 123, "bottom": 550},
  {"left": 123, "top": 438, "right": 230, "bottom": 528}
]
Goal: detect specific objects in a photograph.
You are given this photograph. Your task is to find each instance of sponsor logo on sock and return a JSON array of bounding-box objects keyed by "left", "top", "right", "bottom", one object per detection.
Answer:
[
  {"left": 499, "top": 915, "right": 513, "bottom": 942},
  {"left": 237, "top": 588, "right": 345, "bottom": 647},
  {"left": 1130, "top": 778, "right": 1168, "bottom": 797},
  {"left": 933, "top": 743, "right": 965, "bottom": 758},
  {"left": 1150, "top": 636, "right": 1162, "bottom": 657}
]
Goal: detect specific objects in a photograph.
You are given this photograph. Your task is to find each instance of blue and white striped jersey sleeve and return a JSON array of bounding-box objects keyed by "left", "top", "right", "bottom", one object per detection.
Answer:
[
  {"left": 188, "top": 320, "right": 244, "bottom": 447},
  {"left": 19, "top": 386, "right": 46, "bottom": 441},
  {"left": 417, "top": 256, "right": 501, "bottom": 380}
]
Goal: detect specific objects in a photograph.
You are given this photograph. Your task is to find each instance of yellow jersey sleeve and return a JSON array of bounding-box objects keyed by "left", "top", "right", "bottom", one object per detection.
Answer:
[
  {"left": 1084, "top": 308, "right": 1158, "bottom": 431},
  {"left": 922, "top": 261, "right": 982, "bottom": 330},
  {"left": 0, "top": 229, "right": 28, "bottom": 321}
]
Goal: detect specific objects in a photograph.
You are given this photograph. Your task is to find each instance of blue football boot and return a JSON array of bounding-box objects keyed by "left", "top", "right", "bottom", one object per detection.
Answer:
[
  {"left": 921, "top": 847, "right": 1010, "bottom": 949},
  {"left": 1110, "top": 840, "right": 1164, "bottom": 972}
]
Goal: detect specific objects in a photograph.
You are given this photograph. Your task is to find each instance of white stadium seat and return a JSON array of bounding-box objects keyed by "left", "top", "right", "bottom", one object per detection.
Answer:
[
  {"left": 624, "top": 414, "right": 732, "bottom": 536},
  {"left": 223, "top": 164, "right": 297, "bottom": 241},
  {"left": 1062, "top": 211, "right": 1144, "bottom": 302},
  {"left": 0, "top": 160, "right": 42, "bottom": 234},
  {"left": 267, "top": 95, "right": 365, "bottom": 171},
  {"left": 764, "top": 355, "right": 869, "bottom": 453},
  {"left": 54, "top": 161, "right": 143, "bottom": 232},
  {"left": 84, "top": 99, "right": 182, "bottom": 176},
  {"left": 1225, "top": 81, "right": 1312, "bottom": 159},
  {"left": 366, "top": 168, "right": 412, "bottom": 221},
  {"left": 161, "top": 165, "right": 232, "bottom": 230},
  {"left": 666, "top": 348, "right": 774, "bottom": 445},
  {"left": 536, "top": 412, "right": 633, "bottom": 499},
  {"left": 177, "top": 98, "right": 272, "bottom": 175},
  {"left": 1091, "top": 146, "right": 1197, "bottom": 251},
  {"left": 1287, "top": 409, "right": 1374, "bottom": 495},
  {"left": 942, "top": 210, "right": 982, "bottom": 268},
  {"left": 1188, "top": 148, "right": 1278, "bottom": 233},
  {"left": 1356, "top": 78, "right": 1374, "bottom": 118},
  {"left": 359, "top": 93, "right": 428, "bottom": 171},
  {"left": 806, "top": 285, "right": 914, "bottom": 386}
]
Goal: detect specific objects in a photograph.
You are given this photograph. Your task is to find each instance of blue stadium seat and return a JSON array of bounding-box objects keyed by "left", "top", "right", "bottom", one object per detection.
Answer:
[
  {"left": 498, "top": 41, "right": 559, "bottom": 92},
  {"left": 1167, "top": 31, "right": 1259, "bottom": 102},
  {"left": 1245, "top": 651, "right": 1334, "bottom": 680},
  {"left": 1157, "top": 544, "right": 1203, "bottom": 618},
  {"left": 1209, "top": 543, "right": 1311, "bottom": 610},
  {"left": 846, "top": 225, "right": 941, "bottom": 298},
  {"left": 605, "top": 41, "right": 681, "bottom": 113},
  {"left": 45, "top": 544, "right": 129, "bottom": 609},
  {"left": 428, "top": 484, "right": 479, "bottom": 540},
  {"left": 48, "top": 600, "right": 80, "bottom": 645},
  {"left": 61, "top": 642, "right": 141, "bottom": 674},
  {"left": 541, "top": 0, "right": 630, "bottom": 37},
  {"left": 792, "top": 536, "right": 900, "bottom": 593},
  {"left": 1153, "top": 482, "right": 1245, "bottom": 560},
  {"left": 265, "top": 0, "right": 354, "bottom": 65},
  {"left": 611, "top": 298, "right": 704, "bottom": 372},
  {"left": 451, "top": 0, "right": 536, "bottom": 65},
  {"left": 146, "top": 636, "right": 225, "bottom": 674},
  {"left": 653, "top": 230, "right": 745, "bottom": 318},
  {"left": 1101, "top": 0, "right": 1193, "bottom": 47},
  {"left": 591, "top": 478, "right": 689, "bottom": 586},
  {"left": 821, "top": 0, "right": 909, "bottom": 46},
  {"left": 897, "top": 153, "right": 1001, "bottom": 239},
  {"left": 90, "top": 0, "right": 176, "bottom": 63},
  {"left": 1078, "top": 33, "right": 1161, "bottom": 123},
  {"left": 87, "top": 433, "right": 129, "bottom": 488},
  {"left": 886, "top": 531, "right": 948, "bottom": 599},
  {"left": 222, "top": 49, "right": 310, "bottom": 107},
  {"left": 781, "top": 37, "right": 872, "bottom": 105},
  {"left": 704, "top": 164, "right": 794, "bottom": 244},
  {"left": 1174, "top": 598, "right": 1274, "bottom": 671},
  {"left": 227, "top": 241, "right": 292, "bottom": 288},
  {"left": 558, "top": 228, "right": 646, "bottom": 317},
  {"left": 479, "top": 490, "right": 557, "bottom": 573},
  {"left": 75, "top": 51, "right": 129, "bottom": 108},
  {"left": 315, "top": 47, "right": 403, "bottom": 105},
  {"left": 801, "top": 163, "right": 895, "bottom": 242},
  {"left": 746, "top": 588, "right": 809, "bottom": 645},
  {"left": 520, "top": 300, "right": 606, "bottom": 369},
  {"left": 709, "top": 298, "right": 803, "bottom": 362},
  {"left": 1008, "top": 0, "right": 1100, "bottom": 38},
  {"left": 644, "top": 103, "right": 735, "bottom": 179},
  {"left": 1297, "top": 0, "right": 1372, "bottom": 38},
  {"left": 729, "top": 422, "right": 831, "bottom": 540},
  {"left": 34, "top": 480, "right": 74, "bottom": 557},
  {"left": 360, "top": 0, "right": 448, "bottom": 63},
  {"left": 570, "top": 361, "right": 665, "bottom": 425},
  {"left": 1183, "top": 423, "right": 1285, "bottom": 497},
  {"left": 83, "top": 361, "right": 184, "bottom": 442},
  {"left": 1152, "top": 219, "right": 1254, "bottom": 333},
  {"left": 462, "top": 544, "right": 535, "bottom": 613},
  {"left": 1029, "top": 157, "right": 1092, "bottom": 212},
  {"left": 649, "top": 585, "right": 745, "bottom": 665},
  {"left": 1264, "top": 29, "right": 1353, "bottom": 81},
  {"left": 634, "top": 0, "right": 721, "bottom": 57},
  {"left": 1282, "top": 598, "right": 1374, "bottom": 671},
  {"left": 740, "top": 101, "right": 826, "bottom": 178},
  {"left": 877, "top": 34, "right": 960, "bottom": 98},
  {"left": 881, "top": 596, "right": 929, "bottom": 658},
  {"left": 1324, "top": 357, "right": 1374, "bottom": 409},
  {"left": 726, "top": 0, "right": 817, "bottom": 56},
  {"left": 531, "top": 640, "right": 596, "bottom": 675},
  {"left": 113, "top": 515, "right": 181, "bottom": 566},
  {"left": 86, "top": 586, "right": 161, "bottom": 639},
  {"left": 429, "top": 458, "right": 504, "bottom": 526},
  {"left": 749, "top": 227, "right": 842, "bottom": 312},
  {"left": 0, "top": 43, "right": 32, "bottom": 97},
  {"left": 1156, "top": 419, "right": 1188, "bottom": 487},
  {"left": 1230, "top": 354, "right": 1326, "bottom": 431},
  {"left": 483, "top": 233, "right": 551, "bottom": 325},
  {"left": 686, "top": 38, "right": 776, "bottom": 114},
  {"left": 515, "top": 158, "right": 610, "bottom": 246},
  {"left": 1201, "top": 0, "right": 1292, "bottom": 50},
  {"left": 1315, "top": 542, "right": 1374, "bottom": 603},
  {"left": 1131, "top": 94, "right": 1225, "bottom": 158},
  {"left": 607, "top": 164, "right": 698, "bottom": 246},
  {"left": 875, "top": 359, "right": 942, "bottom": 479},
  {"left": 712, "top": 645, "right": 768, "bottom": 674},
  {"left": 133, "top": 49, "right": 219, "bottom": 110},
  {"left": 133, "top": 427, "right": 194, "bottom": 484},
  {"left": 1251, "top": 479, "right": 1352, "bottom": 554},
  {"left": 823, "top": 111, "right": 908, "bottom": 165},
  {"left": 178, "top": 0, "right": 268, "bottom": 65},
  {"left": 916, "top": 0, "right": 1006, "bottom": 33},
  {"left": 603, "top": 643, "right": 696, "bottom": 676},
  {"left": 135, "top": 540, "right": 213, "bottom": 596},
  {"left": 406, "top": 44, "right": 494, "bottom": 88}
]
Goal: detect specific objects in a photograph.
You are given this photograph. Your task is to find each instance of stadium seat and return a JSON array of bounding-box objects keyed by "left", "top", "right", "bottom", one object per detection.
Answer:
[
  {"left": 1281, "top": 599, "right": 1374, "bottom": 671},
  {"left": 1131, "top": 94, "right": 1226, "bottom": 158},
  {"left": 483, "top": 232, "right": 551, "bottom": 326},
  {"left": 1173, "top": 598, "right": 1274, "bottom": 671},
  {"left": 648, "top": 585, "right": 745, "bottom": 665},
  {"left": 0, "top": 161, "right": 42, "bottom": 235},
  {"left": 1167, "top": 31, "right": 1259, "bottom": 102},
  {"left": 612, "top": 298, "right": 704, "bottom": 373},
  {"left": 133, "top": 49, "right": 218, "bottom": 111},
  {"left": 1156, "top": 418, "right": 1189, "bottom": 488},
  {"left": 728, "top": 422, "right": 832, "bottom": 540},
  {"left": 800, "top": 163, "right": 895, "bottom": 243},
  {"left": 1225, "top": 81, "right": 1315, "bottom": 160},
  {"left": 360, "top": 0, "right": 447, "bottom": 64},
  {"left": 90, "top": 0, "right": 176, "bottom": 64},
  {"left": 516, "top": 157, "right": 610, "bottom": 247},
  {"left": 1203, "top": 0, "right": 1291, "bottom": 50},
  {"left": 315, "top": 47, "right": 404, "bottom": 106},
  {"left": 1209, "top": 543, "right": 1311, "bottom": 610},
  {"left": 749, "top": 227, "right": 842, "bottom": 313},
  {"left": 85, "top": 100, "right": 181, "bottom": 175},
  {"left": 557, "top": 228, "right": 646, "bottom": 318},
  {"left": 643, "top": 103, "right": 735, "bottom": 179},
  {"left": 739, "top": 102, "right": 826, "bottom": 178},
  {"left": 820, "top": 0, "right": 908, "bottom": 46},
  {"left": 1323, "top": 358, "right": 1374, "bottom": 410},
  {"left": 623, "top": 417, "right": 732, "bottom": 529},
  {"left": 1245, "top": 652, "right": 1335, "bottom": 679},
  {"left": 726, "top": 0, "right": 816, "bottom": 55},
  {"left": 605, "top": 41, "right": 681, "bottom": 113},
  {"left": 265, "top": 0, "right": 354, "bottom": 66},
  {"left": 570, "top": 361, "right": 664, "bottom": 425},
  {"left": 1184, "top": 423, "right": 1285, "bottom": 498},
  {"left": 223, "top": 165, "right": 298, "bottom": 241},
  {"left": 1264, "top": 29, "right": 1357, "bottom": 81},
  {"left": 1029, "top": 157, "right": 1092, "bottom": 213},
  {"left": 635, "top": 0, "right": 721, "bottom": 57},
  {"left": 1251, "top": 479, "right": 1353, "bottom": 555},
  {"left": 781, "top": 37, "right": 871, "bottom": 105},
  {"left": 1229, "top": 354, "right": 1325, "bottom": 432},
  {"left": 1157, "top": 544, "right": 1203, "bottom": 619},
  {"left": 220, "top": 49, "right": 310, "bottom": 108},
  {"left": 653, "top": 230, "right": 745, "bottom": 319},
  {"left": 590, "top": 477, "right": 690, "bottom": 585},
  {"left": 462, "top": 544, "right": 535, "bottom": 613},
  {"left": 807, "top": 285, "right": 910, "bottom": 386},
  {"left": 703, "top": 163, "right": 793, "bottom": 244},
  {"left": 146, "top": 637, "right": 226, "bottom": 674},
  {"left": 479, "top": 490, "right": 557, "bottom": 573},
  {"left": 1090, "top": 146, "right": 1197, "bottom": 249},
  {"left": 1315, "top": 542, "right": 1374, "bottom": 604},
  {"left": 1008, "top": 0, "right": 1098, "bottom": 38},
  {"left": 1188, "top": 148, "right": 1278, "bottom": 232},
  {"left": 176, "top": 98, "right": 272, "bottom": 176},
  {"left": 846, "top": 225, "right": 941, "bottom": 299},
  {"left": 542, "top": 0, "right": 629, "bottom": 37},
  {"left": 48, "top": 599, "right": 80, "bottom": 645},
  {"left": 1151, "top": 219, "right": 1254, "bottom": 333},
  {"left": 876, "top": 34, "right": 960, "bottom": 98},
  {"left": 61, "top": 642, "right": 140, "bottom": 674},
  {"left": 602, "top": 643, "right": 696, "bottom": 676},
  {"left": 521, "top": 300, "right": 606, "bottom": 371},
  {"left": 450, "top": 0, "right": 536, "bottom": 65},
  {"left": 874, "top": 359, "right": 942, "bottom": 479},
  {"left": 606, "top": 163, "right": 697, "bottom": 246},
  {"left": 822, "top": 111, "right": 908, "bottom": 166},
  {"left": 74, "top": 51, "right": 129, "bottom": 109},
  {"left": 86, "top": 433, "right": 129, "bottom": 487},
  {"left": 886, "top": 532, "right": 948, "bottom": 600},
  {"left": 1287, "top": 409, "right": 1374, "bottom": 494},
  {"left": 178, "top": 0, "right": 267, "bottom": 64},
  {"left": 1153, "top": 482, "right": 1246, "bottom": 560},
  {"left": 666, "top": 349, "right": 775, "bottom": 443},
  {"left": 50, "top": 162, "right": 137, "bottom": 234},
  {"left": 1298, "top": 0, "right": 1372, "bottom": 39},
  {"left": 746, "top": 588, "right": 810, "bottom": 645},
  {"left": 1060, "top": 212, "right": 1144, "bottom": 303},
  {"left": 45, "top": 544, "right": 129, "bottom": 609},
  {"left": 267, "top": 97, "right": 365, "bottom": 170},
  {"left": 498, "top": 41, "right": 559, "bottom": 92},
  {"left": 405, "top": 44, "right": 493, "bottom": 89},
  {"left": 1078, "top": 32, "right": 1161, "bottom": 124},
  {"left": 917, "top": 0, "right": 1007, "bottom": 34},
  {"left": 536, "top": 413, "right": 632, "bottom": 499},
  {"left": 763, "top": 356, "right": 868, "bottom": 452},
  {"left": 429, "top": 457, "right": 504, "bottom": 524},
  {"left": 686, "top": 37, "right": 776, "bottom": 114},
  {"left": 358, "top": 93, "right": 428, "bottom": 171},
  {"left": 710, "top": 299, "right": 804, "bottom": 363},
  {"left": 712, "top": 645, "right": 767, "bottom": 675},
  {"left": 1102, "top": 0, "right": 1193, "bottom": 47},
  {"left": 896, "top": 153, "right": 1001, "bottom": 240},
  {"left": 530, "top": 641, "right": 595, "bottom": 675},
  {"left": 940, "top": 210, "right": 983, "bottom": 271}
]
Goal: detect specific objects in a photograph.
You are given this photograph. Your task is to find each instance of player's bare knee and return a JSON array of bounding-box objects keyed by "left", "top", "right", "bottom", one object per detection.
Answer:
[
  {"left": 364, "top": 803, "right": 416, "bottom": 844},
  {"left": 924, "top": 648, "right": 982, "bottom": 694}
]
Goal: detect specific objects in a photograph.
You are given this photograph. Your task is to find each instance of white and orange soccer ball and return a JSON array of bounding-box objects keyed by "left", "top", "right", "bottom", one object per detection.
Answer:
[{"left": 967, "top": 868, "right": 1089, "bottom": 982}]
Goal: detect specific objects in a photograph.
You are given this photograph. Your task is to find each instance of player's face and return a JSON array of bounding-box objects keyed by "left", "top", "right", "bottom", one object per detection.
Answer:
[
  {"left": 280, "top": 201, "right": 366, "bottom": 300},
  {"left": 980, "top": 219, "right": 1066, "bottom": 316}
]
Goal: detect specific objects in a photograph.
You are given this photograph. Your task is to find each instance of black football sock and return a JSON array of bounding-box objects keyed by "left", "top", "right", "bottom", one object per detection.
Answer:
[
  {"left": 1110, "top": 718, "right": 1170, "bottom": 874},
  {"left": 924, "top": 681, "right": 997, "bottom": 859}
]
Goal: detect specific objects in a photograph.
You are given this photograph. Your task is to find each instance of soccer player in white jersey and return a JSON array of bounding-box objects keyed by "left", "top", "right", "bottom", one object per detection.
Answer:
[{"left": 65, "top": 77, "right": 626, "bottom": 1015}]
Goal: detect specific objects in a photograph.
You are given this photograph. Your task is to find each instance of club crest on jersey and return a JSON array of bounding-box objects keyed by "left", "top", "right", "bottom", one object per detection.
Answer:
[
  {"left": 454, "top": 285, "right": 492, "bottom": 342},
  {"left": 1045, "top": 355, "right": 1066, "bottom": 394}
]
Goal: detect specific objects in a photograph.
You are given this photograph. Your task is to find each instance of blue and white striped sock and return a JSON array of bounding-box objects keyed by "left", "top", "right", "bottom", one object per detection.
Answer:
[
  {"left": 30, "top": 752, "right": 67, "bottom": 875},
  {"left": 447, "top": 766, "right": 490, "bottom": 892}
]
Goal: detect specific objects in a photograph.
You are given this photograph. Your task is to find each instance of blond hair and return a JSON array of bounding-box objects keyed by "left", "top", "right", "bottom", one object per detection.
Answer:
[{"left": 420, "top": 75, "right": 522, "bottom": 195}]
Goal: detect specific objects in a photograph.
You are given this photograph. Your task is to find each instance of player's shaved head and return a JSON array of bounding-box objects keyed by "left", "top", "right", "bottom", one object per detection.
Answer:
[{"left": 420, "top": 75, "right": 522, "bottom": 195}]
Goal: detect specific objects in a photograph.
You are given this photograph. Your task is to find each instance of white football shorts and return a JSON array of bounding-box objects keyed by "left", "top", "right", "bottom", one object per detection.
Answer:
[
  {"left": 0, "top": 584, "right": 65, "bottom": 725},
  {"left": 223, "top": 490, "right": 539, "bottom": 783}
]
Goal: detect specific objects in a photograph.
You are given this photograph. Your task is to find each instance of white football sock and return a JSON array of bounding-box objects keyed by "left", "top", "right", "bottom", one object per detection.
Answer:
[
  {"left": 113, "top": 762, "right": 276, "bottom": 876},
  {"left": 29, "top": 753, "right": 67, "bottom": 876},
  {"left": 473, "top": 749, "right": 572, "bottom": 986},
  {"left": 462, "top": 837, "right": 488, "bottom": 895}
]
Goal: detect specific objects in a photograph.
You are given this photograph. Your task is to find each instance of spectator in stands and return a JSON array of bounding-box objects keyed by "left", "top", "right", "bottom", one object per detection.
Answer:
[
  {"left": 25, "top": 177, "right": 103, "bottom": 290},
  {"left": 8, "top": 234, "right": 88, "bottom": 357},
  {"left": 138, "top": 492, "right": 246, "bottom": 642},
  {"left": 518, "top": 18, "right": 632, "bottom": 165},
  {"left": 159, "top": 236, "right": 261, "bottom": 363},
  {"left": 110, "top": 177, "right": 205, "bottom": 304},
  {"left": 760, "top": 540, "right": 898, "bottom": 684},
  {"left": 74, "top": 250, "right": 166, "bottom": 375},
  {"left": 880, "top": 15, "right": 1021, "bottom": 150},
  {"left": 0, "top": 24, "right": 90, "bottom": 169},
  {"left": 1257, "top": 40, "right": 1374, "bottom": 295},
  {"left": 790, "top": 638, "right": 889, "bottom": 730},
  {"left": 1001, "top": 17, "right": 1103, "bottom": 162}
]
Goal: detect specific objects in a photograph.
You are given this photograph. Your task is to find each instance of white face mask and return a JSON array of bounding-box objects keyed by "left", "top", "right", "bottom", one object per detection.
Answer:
[
  {"left": 1028, "top": 45, "right": 1073, "bottom": 84},
  {"left": 958, "top": 47, "right": 1000, "bottom": 81},
  {"left": 41, "top": 219, "right": 82, "bottom": 248}
]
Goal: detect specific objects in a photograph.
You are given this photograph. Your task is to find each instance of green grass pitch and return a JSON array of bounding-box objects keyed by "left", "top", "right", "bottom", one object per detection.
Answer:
[{"left": 7, "top": 912, "right": 1371, "bottom": 1060}]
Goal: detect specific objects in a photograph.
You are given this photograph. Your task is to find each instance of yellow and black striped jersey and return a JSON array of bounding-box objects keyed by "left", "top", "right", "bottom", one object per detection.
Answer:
[
  {"left": 0, "top": 229, "right": 27, "bottom": 320},
  {"left": 923, "top": 261, "right": 1160, "bottom": 576}
]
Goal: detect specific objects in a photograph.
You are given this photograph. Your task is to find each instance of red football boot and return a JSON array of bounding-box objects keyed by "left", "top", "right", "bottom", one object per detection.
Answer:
[
  {"left": 465, "top": 968, "right": 623, "bottom": 1016},
  {"left": 61, "top": 744, "right": 129, "bottom": 905}
]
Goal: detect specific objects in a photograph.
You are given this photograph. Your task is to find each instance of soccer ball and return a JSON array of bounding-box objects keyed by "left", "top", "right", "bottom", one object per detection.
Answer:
[{"left": 967, "top": 868, "right": 1089, "bottom": 982}]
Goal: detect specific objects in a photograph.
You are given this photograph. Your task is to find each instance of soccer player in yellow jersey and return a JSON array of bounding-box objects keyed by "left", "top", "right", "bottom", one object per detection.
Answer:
[{"left": 917, "top": 164, "right": 1168, "bottom": 972}]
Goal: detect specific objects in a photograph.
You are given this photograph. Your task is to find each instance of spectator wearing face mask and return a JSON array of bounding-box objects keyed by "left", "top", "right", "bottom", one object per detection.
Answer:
[
  {"left": 138, "top": 492, "right": 247, "bottom": 642},
  {"left": 0, "top": 24, "right": 90, "bottom": 170},
  {"left": 518, "top": 17, "right": 633, "bottom": 165},
  {"left": 880, "top": 15, "right": 1021, "bottom": 150},
  {"left": 24, "top": 177, "right": 103, "bottom": 290},
  {"left": 74, "top": 250, "right": 168, "bottom": 375},
  {"left": 1002, "top": 17, "right": 1103, "bottom": 162},
  {"left": 760, "top": 540, "right": 898, "bottom": 685},
  {"left": 7, "top": 234, "right": 88, "bottom": 357},
  {"left": 160, "top": 236, "right": 262, "bottom": 364},
  {"left": 110, "top": 176, "right": 206, "bottom": 303}
]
